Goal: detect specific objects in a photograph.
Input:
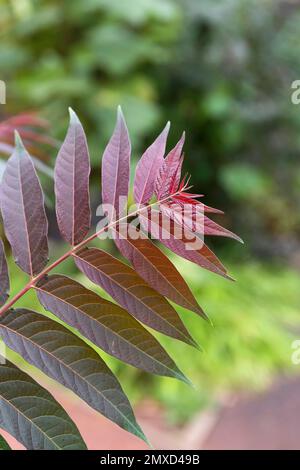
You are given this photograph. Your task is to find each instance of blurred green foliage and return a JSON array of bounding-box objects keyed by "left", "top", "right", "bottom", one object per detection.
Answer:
[
  {"left": 1, "top": 0, "right": 300, "bottom": 254},
  {"left": 0, "top": 0, "right": 180, "bottom": 160}
]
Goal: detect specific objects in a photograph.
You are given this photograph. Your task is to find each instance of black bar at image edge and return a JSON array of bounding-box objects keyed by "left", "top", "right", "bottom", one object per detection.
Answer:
[{"left": 0, "top": 450, "right": 298, "bottom": 465}]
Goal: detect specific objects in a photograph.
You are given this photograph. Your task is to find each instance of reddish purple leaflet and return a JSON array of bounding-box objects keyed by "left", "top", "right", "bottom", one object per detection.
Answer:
[
  {"left": 55, "top": 108, "right": 91, "bottom": 246},
  {"left": 154, "top": 132, "right": 185, "bottom": 200},
  {"left": 0, "top": 132, "right": 48, "bottom": 276},
  {"left": 170, "top": 154, "right": 184, "bottom": 194},
  {"left": 102, "top": 107, "right": 130, "bottom": 221},
  {"left": 134, "top": 122, "right": 170, "bottom": 205},
  {"left": 202, "top": 216, "right": 243, "bottom": 242},
  {"left": 160, "top": 204, "right": 243, "bottom": 243}
]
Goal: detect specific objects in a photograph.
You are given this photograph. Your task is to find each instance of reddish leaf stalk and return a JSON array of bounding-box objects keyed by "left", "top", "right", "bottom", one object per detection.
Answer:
[{"left": 0, "top": 190, "right": 184, "bottom": 316}]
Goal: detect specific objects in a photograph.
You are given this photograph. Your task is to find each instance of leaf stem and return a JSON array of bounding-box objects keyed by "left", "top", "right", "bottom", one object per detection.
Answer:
[{"left": 0, "top": 191, "right": 182, "bottom": 316}]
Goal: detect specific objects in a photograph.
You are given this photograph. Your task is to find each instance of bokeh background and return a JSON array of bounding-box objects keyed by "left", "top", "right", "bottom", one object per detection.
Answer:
[{"left": 0, "top": 0, "right": 300, "bottom": 449}]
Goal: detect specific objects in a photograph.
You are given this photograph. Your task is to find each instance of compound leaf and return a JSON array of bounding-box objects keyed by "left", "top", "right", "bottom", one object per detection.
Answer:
[{"left": 154, "top": 133, "right": 185, "bottom": 200}]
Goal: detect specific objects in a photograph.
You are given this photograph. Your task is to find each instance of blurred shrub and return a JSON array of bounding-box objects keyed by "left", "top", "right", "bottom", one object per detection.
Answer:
[{"left": 0, "top": 0, "right": 180, "bottom": 163}]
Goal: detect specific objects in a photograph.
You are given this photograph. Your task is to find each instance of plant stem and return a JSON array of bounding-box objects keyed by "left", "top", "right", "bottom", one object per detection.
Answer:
[{"left": 0, "top": 191, "right": 181, "bottom": 316}]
